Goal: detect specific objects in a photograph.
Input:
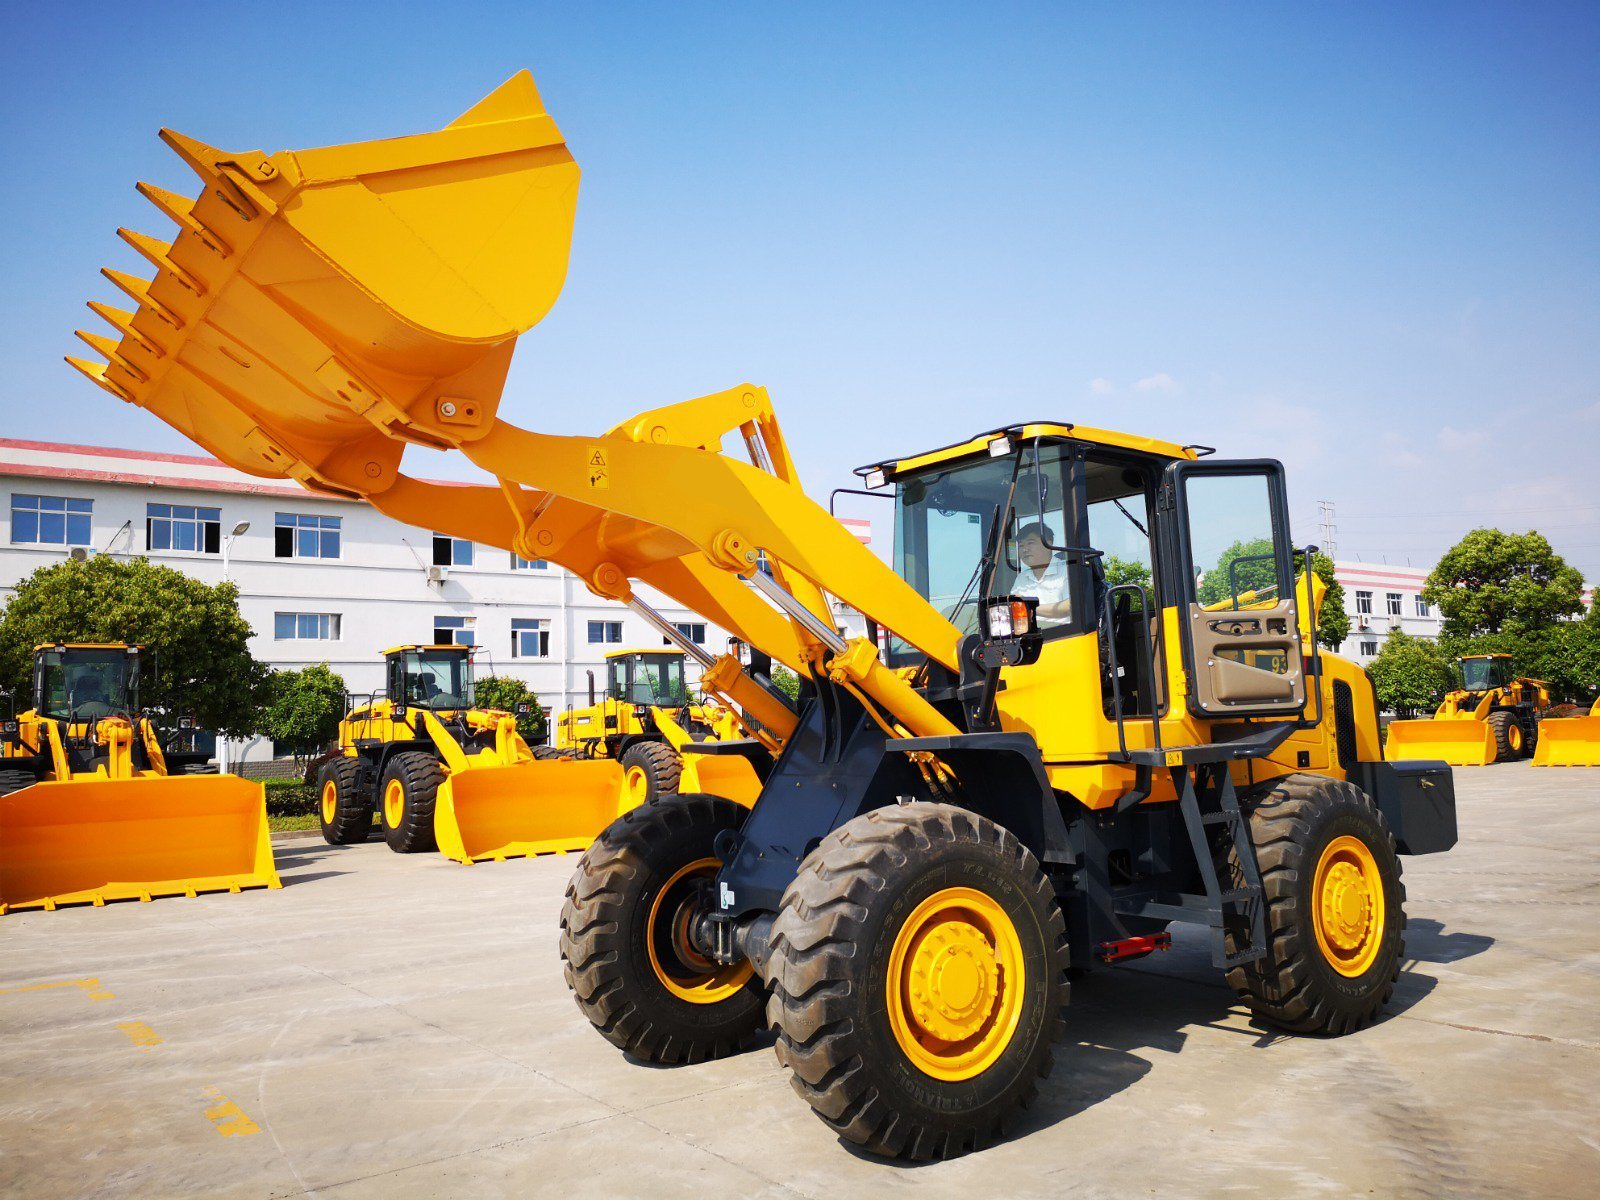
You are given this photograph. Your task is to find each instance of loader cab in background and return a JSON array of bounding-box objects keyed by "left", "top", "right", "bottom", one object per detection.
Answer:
[
  {"left": 1459, "top": 654, "right": 1514, "bottom": 694},
  {"left": 35, "top": 644, "right": 138, "bottom": 724},
  {"left": 606, "top": 649, "right": 690, "bottom": 708},
  {"left": 385, "top": 645, "right": 476, "bottom": 712}
]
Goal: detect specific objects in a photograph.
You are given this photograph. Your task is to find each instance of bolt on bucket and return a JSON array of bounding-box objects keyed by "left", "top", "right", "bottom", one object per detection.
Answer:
[
  {"left": 0, "top": 775, "right": 279, "bottom": 914},
  {"left": 67, "top": 71, "right": 579, "bottom": 495},
  {"left": 433, "top": 759, "right": 631, "bottom": 865},
  {"left": 1383, "top": 719, "right": 1497, "bottom": 767}
]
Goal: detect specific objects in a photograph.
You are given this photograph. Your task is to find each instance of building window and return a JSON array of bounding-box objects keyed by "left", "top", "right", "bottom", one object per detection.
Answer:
[
  {"left": 1386, "top": 592, "right": 1402, "bottom": 617},
  {"left": 11, "top": 494, "right": 92, "bottom": 546},
  {"left": 1360, "top": 640, "right": 1379, "bottom": 656},
  {"left": 274, "top": 513, "right": 341, "bottom": 559},
  {"left": 433, "top": 533, "right": 473, "bottom": 567},
  {"left": 1415, "top": 595, "right": 1430, "bottom": 617},
  {"left": 147, "top": 503, "right": 221, "bottom": 553},
  {"left": 433, "top": 615, "right": 476, "bottom": 646},
  {"left": 512, "top": 618, "right": 550, "bottom": 658},
  {"left": 587, "top": 620, "right": 623, "bottom": 645},
  {"left": 510, "top": 554, "right": 548, "bottom": 570},
  {"left": 274, "top": 612, "right": 340, "bottom": 640},
  {"left": 1354, "top": 590, "right": 1372, "bottom": 615},
  {"left": 674, "top": 622, "right": 707, "bottom": 645}
]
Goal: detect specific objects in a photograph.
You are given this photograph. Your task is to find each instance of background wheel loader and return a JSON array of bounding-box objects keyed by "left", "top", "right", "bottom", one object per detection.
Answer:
[
  {"left": 72, "top": 70, "right": 1459, "bottom": 1160},
  {"left": 553, "top": 647, "right": 765, "bottom": 805},
  {"left": 1531, "top": 696, "right": 1600, "bottom": 767},
  {"left": 1384, "top": 653, "right": 1554, "bottom": 766},
  {"left": 0, "top": 643, "right": 277, "bottom": 913},
  {"left": 318, "top": 645, "right": 628, "bottom": 863}
]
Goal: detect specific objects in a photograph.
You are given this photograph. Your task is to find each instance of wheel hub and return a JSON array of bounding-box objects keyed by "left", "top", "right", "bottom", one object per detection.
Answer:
[
  {"left": 320, "top": 780, "right": 337, "bottom": 824},
  {"left": 906, "top": 921, "right": 998, "bottom": 1041},
  {"left": 1318, "top": 861, "right": 1372, "bottom": 950},
  {"left": 1311, "top": 834, "right": 1387, "bottom": 977},
  {"left": 625, "top": 765, "right": 650, "bottom": 803},
  {"left": 383, "top": 779, "right": 405, "bottom": 828}
]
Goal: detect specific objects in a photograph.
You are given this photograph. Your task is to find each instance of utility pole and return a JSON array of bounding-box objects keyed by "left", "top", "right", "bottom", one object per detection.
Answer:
[{"left": 1316, "top": 500, "right": 1338, "bottom": 560}]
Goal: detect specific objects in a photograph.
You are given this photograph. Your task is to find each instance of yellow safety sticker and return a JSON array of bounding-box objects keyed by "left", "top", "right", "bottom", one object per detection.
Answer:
[
  {"left": 1165, "top": 750, "right": 1183, "bottom": 768},
  {"left": 587, "top": 446, "right": 609, "bottom": 489},
  {"left": 117, "top": 1021, "right": 163, "bottom": 1051},
  {"left": 202, "top": 1088, "right": 260, "bottom": 1138}
]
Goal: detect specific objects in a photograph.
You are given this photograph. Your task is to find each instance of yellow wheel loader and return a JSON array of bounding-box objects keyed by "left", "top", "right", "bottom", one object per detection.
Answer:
[
  {"left": 1531, "top": 697, "right": 1600, "bottom": 767},
  {"left": 0, "top": 643, "right": 277, "bottom": 913},
  {"left": 72, "top": 71, "right": 1460, "bottom": 1160},
  {"left": 319, "top": 645, "right": 627, "bottom": 863},
  {"left": 1384, "top": 653, "right": 1554, "bottom": 766},
  {"left": 554, "top": 648, "right": 766, "bottom": 806}
]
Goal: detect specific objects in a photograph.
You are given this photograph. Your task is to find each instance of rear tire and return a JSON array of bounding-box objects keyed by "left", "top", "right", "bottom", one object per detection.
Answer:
[
  {"left": 560, "top": 794, "right": 764, "bottom": 1064},
  {"left": 379, "top": 751, "right": 443, "bottom": 853},
  {"left": 1228, "top": 774, "right": 1406, "bottom": 1035},
  {"left": 619, "top": 740, "right": 683, "bottom": 804},
  {"left": 766, "top": 802, "right": 1068, "bottom": 1161},
  {"left": 0, "top": 768, "right": 37, "bottom": 796},
  {"left": 1487, "top": 710, "right": 1523, "bottom": 761},
  {"left": 317, "top": 757, "right": 370, "bottom": 845}
]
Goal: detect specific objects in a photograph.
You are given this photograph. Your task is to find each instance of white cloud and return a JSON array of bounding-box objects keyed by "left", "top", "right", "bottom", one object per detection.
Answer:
[
  {"left": 1379, "top": 430, "right": 1423, "bottom": 469},
  {"left": 1088, "top": 377, "right": 1115, "bottom": 395},
  {"left": 1436, "top": 425, "right": 1490, "bottom": 454},
  {"left": 1134, "top": 372, "right": 1178, "bottom": 393}
]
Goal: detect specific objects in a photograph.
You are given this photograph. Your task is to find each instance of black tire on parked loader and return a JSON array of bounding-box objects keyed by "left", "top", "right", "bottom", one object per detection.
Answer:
[
  {"left": 318, "top": 757, "right": 371, "bottom": 845},
  {"left": 560, "top": 794, "right": 765, "bottom": 1064},
  {"left": 1486, "top": 710, "right": 1523, "bottom": 762},
  {"left": 619, "top": 740, "right": 683, "bottom": 803},
  {"left": 378, "top": 751, "right": 444, "bottom": 854},
  {"left": 1227, "top": 774, "right": 1405, "bottom": 1036},
  {"left": 0, "top": 769, "right": 37, "bottom": 795},
  {"left": 766, "top": 802, "right": 1068, "bottom": 1161}
]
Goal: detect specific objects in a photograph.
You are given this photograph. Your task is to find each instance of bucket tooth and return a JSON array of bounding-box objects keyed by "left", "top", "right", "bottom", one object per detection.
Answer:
[
  {"left": 75, "top": 330, "right": 148, "bottom": 383},
  {"left": 117, "top": 229, "right": 205, "bottom": 295},
  {"left": 64, "top": 355, "right": 132, "bottom": 400},
  {"left": 136, "top": 181, "right": 232, "bottom": 257},
  {"left": 101, "top": 268, "right": 184, "bottom": 329},
  {"left": 448, "top": 69, "right": 547, "bottom": 128},
  {"left": 158, "top": 127, "right": 224, "bottom": 180},
  {"left": 87, "top": 301, "right": 163, "bottom": 357}
]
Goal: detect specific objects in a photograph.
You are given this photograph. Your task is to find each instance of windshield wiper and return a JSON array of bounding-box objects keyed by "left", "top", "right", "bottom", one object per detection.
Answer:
[{"left": 1113, "top": 497, "right": 1148, "bottom": 538}]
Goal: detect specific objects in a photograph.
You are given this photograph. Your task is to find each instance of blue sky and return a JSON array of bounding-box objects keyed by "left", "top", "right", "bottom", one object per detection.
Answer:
[{"left": 2, "top": 2, "right": 1595, "bottom": 576}]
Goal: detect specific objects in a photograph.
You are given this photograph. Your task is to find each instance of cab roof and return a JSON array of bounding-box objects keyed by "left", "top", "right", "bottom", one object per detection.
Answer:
[
  {"left": 381, "top": 644, "right": 473, "bottom": 658},
  {"left": 34, "top": 642, "right": 139, "bottom": 653},
  {"left": 604, "top": 647, "right": 684, "bottom": 660},
  {"left": 1460, "top": 653, "right": 1513, "bottom": 661},
  {"left": 857, "top": 421, "right": 1206, "bottom": 481}
]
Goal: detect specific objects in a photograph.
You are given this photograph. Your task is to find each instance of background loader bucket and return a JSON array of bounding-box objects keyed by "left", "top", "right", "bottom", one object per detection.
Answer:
[
  {"left": 1532, "top": 715, "right": 1600, "bottom": 767},
  {"left": 1384, "top": 718, "right": 1497, "bottom": 766},
  {"left": 434, "top": 759, "right": 629, "bottom": 864},
  {"left": 69, "top": 72, "right": 579, "bottom": 494},
  {"left": 680, "top": 752, "right": 761, "bottom": 807},
  {"left": 0, "top": 775, "right": 278, "bottom": 914}
]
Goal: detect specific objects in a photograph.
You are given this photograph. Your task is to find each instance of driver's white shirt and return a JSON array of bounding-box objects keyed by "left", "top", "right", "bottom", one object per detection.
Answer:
[{"left": 1012, "top": 557, "right": 1070, "bottom": 626}]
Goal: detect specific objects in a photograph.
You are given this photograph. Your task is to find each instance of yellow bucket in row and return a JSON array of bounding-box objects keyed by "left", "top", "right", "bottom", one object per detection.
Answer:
[
  {"left": 0, "top": 775, "right": 279, "bottom": 914},
  {"left": 1532, "top": 714, "right": 1600, "bottom": 767},
  {"left": 1383, "top": 718, "right": 1498, "bottom": 767},
  {"left": 433, "top": 758, "right": 631, "bottom": 864}
]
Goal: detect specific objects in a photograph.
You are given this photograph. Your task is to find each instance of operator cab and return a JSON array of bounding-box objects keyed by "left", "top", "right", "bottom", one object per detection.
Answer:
[
  {"left": 384, "top": 645, "right": 476, "bottom": 711},
  {"left": 605, "top": 649, "right": 690, "bottom": 708},
  {"left": 863, "top": 423, "right": 1308, "bottom": 727},
  {"left": 34, "top": 644, "right": 139, "bottom": 723},
  {"left": 1459, "top": 654, "right": 1514, "bottom": 694}
]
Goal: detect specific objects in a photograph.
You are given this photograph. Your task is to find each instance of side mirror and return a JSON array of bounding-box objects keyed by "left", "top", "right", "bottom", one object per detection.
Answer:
[
  {"left": 392, "top": 704, "right": 409, "bottom": 722},
  {"left": 974, "top": 594, "right": 1043, "bottom": 669},
  {"left": 177, "top": 716, "right": 195, "bottom": 731}
]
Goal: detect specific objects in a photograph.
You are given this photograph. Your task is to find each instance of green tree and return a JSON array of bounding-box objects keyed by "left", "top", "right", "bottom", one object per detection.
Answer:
[
  {"left": 1367, "top": 630, "right": 1454, "bottom": 714},
  {"left": 1422, "top": 528, "right": 1585, "bottom": 638},
  {"left": 475, "top": 674, "right": 549, "bottom": 745},
  {"left": 261, "top": 663, "right": 348, "bottom": 760},
  {"left": 1438, "top": 623, "right": 1600, "bottom": 704},
  {"left": 0, "top": 556, "right": 268, "bottom": 734},
  {"left": 1310, "top": 551, "right": 1348, "bottom": 651},
  {"left": 1103, "top": 556, "right": 1153, "bottom": 590},
  {"left": 769, "top": 664, "right": 802, "bottom": 704},
  {"left": 1196, "top": 537, "right": 1276, "bottom": 606}
]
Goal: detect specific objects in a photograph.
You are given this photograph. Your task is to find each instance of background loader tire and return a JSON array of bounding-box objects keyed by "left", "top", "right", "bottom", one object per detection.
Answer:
[
  {"left": 560, "top": 794, "right": 764, "bottom": 1064},
  {"left": 532, "top": 745, "right": 576, "bottom": 761},
  {"left": 1227, "top": 774, "right": 1405, "bottom": 1036},
  {"left": 1486, "top": 711, "right": 1523, "bottom": 762},
  {"left": 0, "top": 769, "right": 37, "bottom": 795},
  {"left": 619, "top": 740, "right": 683, "bottom": 803},
  {"left": 379, "top": 751, "right": 443, "bottom": 854},
  {"left": 766, "top": 802, "right": 1068, "bottom": 1161},
  {"left": 318, "top": 757, "right": 370, "bottom": 845}
]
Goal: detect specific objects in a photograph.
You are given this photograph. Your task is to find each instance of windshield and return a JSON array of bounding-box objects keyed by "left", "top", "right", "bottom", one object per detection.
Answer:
[
  {"left": 1460, "top": 658, "right": 1507, "bottom": 692},
  {"left": 611, "top": 654, "right": 688, "bottom": 706},
  {"left": 399, "top": 651, "right": 474, "bottom": 709},
  {"left": 890, "top": 441, "right": 1073, "bottom": 663},
  {"left": 38, "top": 649, "right": 134, "bottom": 720}
]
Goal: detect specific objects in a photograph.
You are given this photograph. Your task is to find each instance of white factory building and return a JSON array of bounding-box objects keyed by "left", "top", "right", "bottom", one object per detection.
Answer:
[
  {"left": 1329, "top": 562, "right": 1444, "bottom": 665},
  {"left": 0, "top": 438, "right": 871, "bottom": 760}
]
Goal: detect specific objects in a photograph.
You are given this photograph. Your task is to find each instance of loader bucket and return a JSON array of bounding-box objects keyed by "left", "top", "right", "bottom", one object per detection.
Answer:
[
  {"left": 0, "top": 775, "right": 279, "bottom": 914},
  {"left": 433, "top": 759, "right": 630, "bottom": 865},
  {"left": 68, "top": 72, "right": 579, "bottom": 494},
  {"left": 680, "top": 751, "right": 761, "bottom": 807},
  {"left": 1532, "top": 716, "right": 1600, "bottom": 767},
  {"left": 1384, "top": 718, "right": 1497, "bottom": 766}
]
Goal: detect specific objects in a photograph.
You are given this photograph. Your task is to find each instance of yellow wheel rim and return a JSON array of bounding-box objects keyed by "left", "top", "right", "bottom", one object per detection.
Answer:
[
  {"left": 320, "top": 779, "right": 338, "bottom": 824},
  {"left": 383, "top": 778, "right": 406, "bottom": 830},
  {"left": 886, "top": 886, "right": 1025, "bottom": 1082},
  {"left": 1508, "top": 724, "right": 1523, "bottom": 752},
  {"left": 646, "top": 857, "right": 753, "bottom": 1004},
  {"left": 625, "top": 764, "right": 651, "bottom": 804},
  {"left": 1312, "top": 835, "right": 1387, "bottom": 978}
]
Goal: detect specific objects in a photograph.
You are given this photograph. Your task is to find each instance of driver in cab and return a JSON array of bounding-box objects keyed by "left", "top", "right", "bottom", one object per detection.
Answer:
[{"left": 1012, "top": 522, "right": 1071, "bottom": 628}]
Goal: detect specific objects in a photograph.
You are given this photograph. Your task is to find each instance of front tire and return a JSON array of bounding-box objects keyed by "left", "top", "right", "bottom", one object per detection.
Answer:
[
  {"left": 766, "top": 802, "right": 1068, "bottom": 1161},
  {"left": 619, "top": 740, "right": 683, "bottom": 804},
  {"left": 317, "top": 757, "right": 370, "bottom": 845},
  {"left": 1487, "top": 710, "right": 1523, "bottom": 762},
  {"left": 560, "top": 794, "right": 765, "bottom": 1064},
  {"left": 1228, "top": 774, "right": 1406, "bottom": 1035},
  {"left": 379, "top": 751, "right": 443, "bottom": 854}
]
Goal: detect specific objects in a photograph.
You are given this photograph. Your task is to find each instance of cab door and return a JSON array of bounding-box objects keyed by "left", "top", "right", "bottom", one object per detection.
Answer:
[{"left": 1164, "top": 460, "right": 1307, "bottom": 719}]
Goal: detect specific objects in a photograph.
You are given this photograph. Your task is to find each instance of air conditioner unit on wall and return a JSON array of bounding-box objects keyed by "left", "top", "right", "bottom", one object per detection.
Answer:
[
  {"left": 426, "top": 565, "right": 447, "bottom": 584},
  {"left": 1357, "top": 616, "right": 1370, "bottom": 630}
]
